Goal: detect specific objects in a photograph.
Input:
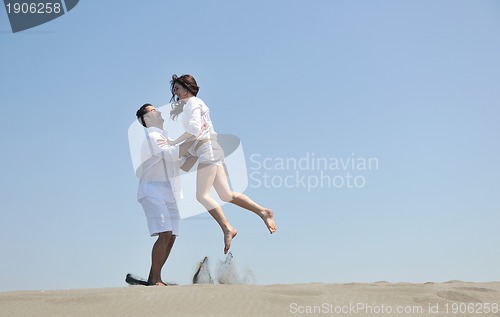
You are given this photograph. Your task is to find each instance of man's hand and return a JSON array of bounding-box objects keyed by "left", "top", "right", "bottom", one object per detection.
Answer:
[{"left": 196, "top": 121, "right": 208, "bottom": 138}]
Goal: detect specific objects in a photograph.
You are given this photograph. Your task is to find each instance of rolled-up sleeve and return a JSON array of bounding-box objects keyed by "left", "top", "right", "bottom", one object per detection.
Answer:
[{"left": 185, "top": 100, "right": 202, "bottom": 136}]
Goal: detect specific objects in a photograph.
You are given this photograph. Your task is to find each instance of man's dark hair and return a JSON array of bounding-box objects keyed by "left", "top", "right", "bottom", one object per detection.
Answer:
[{"left": 136, "top": 103, "right": 153, "bottom": 127}]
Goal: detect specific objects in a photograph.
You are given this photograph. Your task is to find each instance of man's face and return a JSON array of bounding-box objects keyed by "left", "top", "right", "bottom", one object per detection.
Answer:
[{"left": 143, "top": 106, "right": 164, "bottom": 127}]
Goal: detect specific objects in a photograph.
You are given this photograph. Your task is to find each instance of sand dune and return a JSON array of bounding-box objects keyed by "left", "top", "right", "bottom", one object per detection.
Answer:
[{"left": 1, "top": 281, "right": 500, "bottom": 317}]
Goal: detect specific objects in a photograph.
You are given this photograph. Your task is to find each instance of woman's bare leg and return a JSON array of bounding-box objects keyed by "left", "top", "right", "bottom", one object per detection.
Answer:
[
  {"left": 213, "top": 164, "right": 276, "bottom": 234},
  {"left": 196, "top": 163, "right": 237, "bottom": 254}
]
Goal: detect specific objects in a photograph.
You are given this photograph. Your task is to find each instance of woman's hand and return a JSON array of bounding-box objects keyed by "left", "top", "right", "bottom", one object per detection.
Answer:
[{"left": 156, "top": 135, "right": 168, "bottom": 147}]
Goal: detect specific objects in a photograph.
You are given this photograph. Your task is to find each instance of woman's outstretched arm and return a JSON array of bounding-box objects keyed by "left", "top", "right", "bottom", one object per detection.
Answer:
[{"left": 168, "top": 131, "right": 196, "bottom": 146}]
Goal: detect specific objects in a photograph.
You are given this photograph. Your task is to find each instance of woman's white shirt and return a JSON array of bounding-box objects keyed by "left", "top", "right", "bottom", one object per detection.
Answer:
[{"left": 179, "top": 97, "right": 216, "bottom": 140}]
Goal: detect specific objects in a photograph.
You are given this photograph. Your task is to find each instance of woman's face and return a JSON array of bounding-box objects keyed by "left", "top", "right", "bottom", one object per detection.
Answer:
[{"left": 173, "top": 82, "right": 190, "bottom": 99}]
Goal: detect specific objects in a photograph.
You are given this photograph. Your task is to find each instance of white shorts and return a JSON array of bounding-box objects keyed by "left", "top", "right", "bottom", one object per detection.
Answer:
[
  {"left": 139, "top": 197, "right": 180, "bottom": 237},
  {"left": 193, "top": 140, "right": 225, "bottom": 165}
]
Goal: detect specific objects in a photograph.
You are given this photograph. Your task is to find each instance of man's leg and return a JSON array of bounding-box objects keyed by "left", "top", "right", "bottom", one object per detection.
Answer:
[{"left": 148, "top": 231, "right": 176, "bottom": 286}]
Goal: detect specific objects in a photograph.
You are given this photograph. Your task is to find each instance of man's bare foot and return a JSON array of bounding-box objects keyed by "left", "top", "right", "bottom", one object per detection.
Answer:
[
  {"left": 261, "top": 208, "right": 276, "bottom": 234},
  {"left": 153, "top": 282, "right": 167, "bottom": 286},
  {"left": 147, "top": 280, "right": 167, "bottom": 286},
  {"left": 224, "top": 228, "right": 238, "bottom": 254}
]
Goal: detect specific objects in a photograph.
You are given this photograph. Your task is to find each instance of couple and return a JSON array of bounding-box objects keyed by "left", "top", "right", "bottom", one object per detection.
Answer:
[{"left": 134, "top": 74, "right": 276, "bottom": 286}]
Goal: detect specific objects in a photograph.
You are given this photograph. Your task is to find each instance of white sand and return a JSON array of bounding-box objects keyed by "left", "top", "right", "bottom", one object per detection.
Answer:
[{"left": 1, "top": 281, "right": 500, "bottom": 317}]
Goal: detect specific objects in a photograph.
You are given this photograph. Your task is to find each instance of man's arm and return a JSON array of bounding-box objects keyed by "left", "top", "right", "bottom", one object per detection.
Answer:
[
  {"left": 178, "top": 140, "right": 195, "bottom": 157},
  {"left": 178, "top": 140, "right": 198, "bottom": 171},
  {"left": 155, "top": 136, "right": 198, "bottom": 169},
  {"left": 180, "top": 155, "right": 198, "bottom": 172}
]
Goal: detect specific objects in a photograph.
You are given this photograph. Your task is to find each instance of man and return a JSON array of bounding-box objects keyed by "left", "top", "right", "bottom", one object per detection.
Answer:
[{"left": 132, "top": 103, "right": 196, "bottom": 286}]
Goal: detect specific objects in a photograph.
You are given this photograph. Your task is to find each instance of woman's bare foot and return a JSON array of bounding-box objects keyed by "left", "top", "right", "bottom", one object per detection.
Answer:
[
  {"left": 261, "top": 208, "right": 276, "bottom": 234},
  {"left": 224, "top": 228, "right": 238, "bottom": 254}
]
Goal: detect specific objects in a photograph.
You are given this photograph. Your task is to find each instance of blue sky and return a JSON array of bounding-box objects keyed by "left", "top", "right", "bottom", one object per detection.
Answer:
[{"left": 1, "top": 0, "right": 499, "bottom": 291}]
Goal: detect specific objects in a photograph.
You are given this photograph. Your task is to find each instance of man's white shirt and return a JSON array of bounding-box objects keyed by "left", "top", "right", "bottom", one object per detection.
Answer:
[{"left": 136, "top": 127, "right": 183, "bottom": 202}]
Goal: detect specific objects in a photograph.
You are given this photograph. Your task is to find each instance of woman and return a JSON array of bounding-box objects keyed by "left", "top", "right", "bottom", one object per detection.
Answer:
[{"left": 167, "top": 74, "right": 276, "bottom": 254}]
